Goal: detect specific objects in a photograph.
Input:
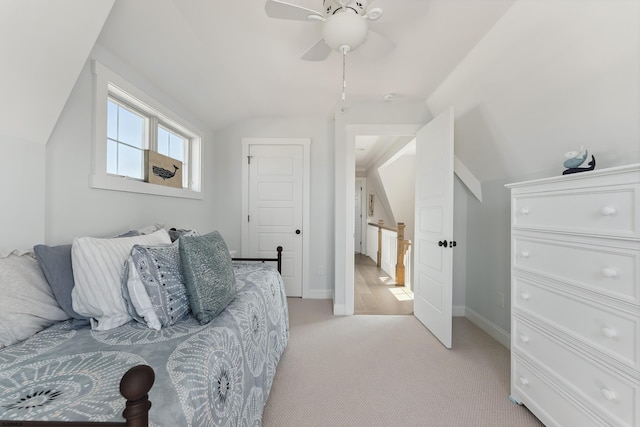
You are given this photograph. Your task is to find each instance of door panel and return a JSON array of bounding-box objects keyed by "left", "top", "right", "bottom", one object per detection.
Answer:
[
  {"left": 247, "top": 144, "right": 304, "bottom": 297},
  {"left": 413, "top": 107, "right": 454, "bottom": 348}
]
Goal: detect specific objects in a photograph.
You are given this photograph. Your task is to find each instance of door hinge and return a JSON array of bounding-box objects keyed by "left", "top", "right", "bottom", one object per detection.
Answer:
[
  {"left": 248, "top": 215, "right": 250, "bottom": 222},
  {"left": 247, "top": 155, "right": 253, "bottom": 164}
]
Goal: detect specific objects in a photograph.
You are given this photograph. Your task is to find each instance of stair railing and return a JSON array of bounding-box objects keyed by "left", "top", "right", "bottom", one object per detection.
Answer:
[{"left": 367, "top": 220, "right": 411, "bottom": 286}]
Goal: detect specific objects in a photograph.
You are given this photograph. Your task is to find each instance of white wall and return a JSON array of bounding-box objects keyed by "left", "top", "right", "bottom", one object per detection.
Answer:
[
  {"left": 44, "top": 45, "right": 217, "bottom": 244},
  {"left": 428, "top": 0, "right": 640, "bottom": 182},
  {"left": 426, "top": 0, "right": 640, "bottom": 341},
  {"left": 0, "top": 135, "right": 46, "bottom": 251},
  {"left": 213, "top": 117, "right": 335, "bottom": 297},
  {"left": 378, "top": 153, "right": 416, "bottom": 241}
]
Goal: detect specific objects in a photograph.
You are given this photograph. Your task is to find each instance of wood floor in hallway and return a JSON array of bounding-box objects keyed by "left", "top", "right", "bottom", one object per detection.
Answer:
[{"left": 354, "top": 253, "right": 414, "bottom": 315}]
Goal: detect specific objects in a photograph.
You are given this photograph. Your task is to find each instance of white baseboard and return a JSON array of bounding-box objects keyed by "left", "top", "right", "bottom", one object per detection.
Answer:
[
  {"left": 304, "top": 289, "right": 334, "bottom": 299},
  {"left": 333, "top": 303, "right": 346, "bottom": 315},
  {"left": 465, "top": 307, "right": 511, "bottom": 349},
  {"left": 452, "top": 305, "right": 466, "bottom": 317}
]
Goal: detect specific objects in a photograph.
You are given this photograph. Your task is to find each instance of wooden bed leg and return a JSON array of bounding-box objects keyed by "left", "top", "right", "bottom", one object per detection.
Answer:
[{"left": 120, "top": 365, "right": 155, "bottom": 427}]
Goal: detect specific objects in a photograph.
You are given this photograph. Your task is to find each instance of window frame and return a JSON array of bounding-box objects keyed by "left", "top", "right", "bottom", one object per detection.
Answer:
[{"left": 91, "top": 60, "right": 203, "bottom": 199}]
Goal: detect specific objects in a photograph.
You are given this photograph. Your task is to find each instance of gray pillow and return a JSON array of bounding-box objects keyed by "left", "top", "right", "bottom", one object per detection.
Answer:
[
  {"left": 179, "top": 231, "right": 236, "bottom": 325},
  {"left": 33, "top": 244, "right": 90, "bottom": 328},
  {"left": 33, "top": 230, "right": 141, "bottom": 330},
  {"left": 121, "top": 240, "right": 191, "bottom": 329}
]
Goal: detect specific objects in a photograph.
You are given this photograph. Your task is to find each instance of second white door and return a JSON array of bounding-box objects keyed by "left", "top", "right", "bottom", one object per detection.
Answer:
[{"left": 243, "top": 140, "right": 307, "bottom": 297}]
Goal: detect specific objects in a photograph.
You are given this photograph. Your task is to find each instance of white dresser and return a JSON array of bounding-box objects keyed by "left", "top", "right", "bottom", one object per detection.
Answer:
[{"left": 506, "top": 164, "right": 640, "bottom": 427}]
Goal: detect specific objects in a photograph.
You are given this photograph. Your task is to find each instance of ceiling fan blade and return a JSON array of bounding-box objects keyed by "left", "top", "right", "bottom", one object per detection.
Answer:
[
  {"left": 357, "top": 29, "right": 395, "bottom": 60},
  {"left": 265, "top": 0, "right": 323, "bottom": 21},
  {"left": 301, "top": 39, "right": 333, "bottom": 61}
]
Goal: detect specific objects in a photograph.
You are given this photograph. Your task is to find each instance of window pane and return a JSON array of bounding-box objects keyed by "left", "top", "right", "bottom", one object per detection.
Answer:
[
  {"left": 157, "top": 127, "right": 169, "bottom": 155},
  {"left": 107, "top": 100, "right": 118, "bottom": 140},
  {"left": 169, "top": 134, "right": 184, "bottom": 161},
  {"left": 107, "top": 139, "right": 118, "bottom": 174},
  {"left": 119, "top": 145, "right": 143, "bottom": 179},
  {"left": 118, "top": 106, "right": 144, "bottom": 148}
]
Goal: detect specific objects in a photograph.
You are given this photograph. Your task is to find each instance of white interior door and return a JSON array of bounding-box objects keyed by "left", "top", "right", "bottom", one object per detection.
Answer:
[
  {"left": 413, "top": 107, "right": 455, "bottom": 348},
  {"left": 244, "top": 143, "right": 305, "bottom": 297}
]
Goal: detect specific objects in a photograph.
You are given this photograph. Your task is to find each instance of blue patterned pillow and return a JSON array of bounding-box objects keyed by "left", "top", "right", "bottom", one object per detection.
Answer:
[
  {"left": 179, "top": 231, "right": 236, "bottom": 325},
  {"left": 121, "top": 239, "right": 191, "bottom": 329}
]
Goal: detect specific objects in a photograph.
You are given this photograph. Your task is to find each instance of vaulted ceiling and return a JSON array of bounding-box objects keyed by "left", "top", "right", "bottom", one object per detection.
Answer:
[{"left": 3, "top": 0, "right": 638, "bottom": 183}]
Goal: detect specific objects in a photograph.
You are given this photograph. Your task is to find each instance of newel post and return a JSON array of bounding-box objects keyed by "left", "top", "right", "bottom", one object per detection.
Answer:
[{"left": 395, "top": 222, "right": 405, "bottom": 286}]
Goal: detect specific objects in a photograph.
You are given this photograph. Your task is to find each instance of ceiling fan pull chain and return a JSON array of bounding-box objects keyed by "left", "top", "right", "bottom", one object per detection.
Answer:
[{"left": 342, "top": 45, "right": 347, "bottom": 101}]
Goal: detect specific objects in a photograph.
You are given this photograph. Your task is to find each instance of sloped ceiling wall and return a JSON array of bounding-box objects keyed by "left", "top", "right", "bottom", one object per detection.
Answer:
[
  {"left": 426, "top": 0, "right": 640, "bottom": 182},
  {"left": 0, "top": 0, "right": 114, "bottom": 145}
]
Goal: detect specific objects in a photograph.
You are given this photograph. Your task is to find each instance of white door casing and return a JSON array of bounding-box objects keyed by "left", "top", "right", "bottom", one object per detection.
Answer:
[
  {"left": 355, "top": 178, "right": 366, "bottom": 254},
  {"left": 339, "top": 124, "right": 423, "bottom": 316},
  {"left": 242, "top": 138, "right": 310, "bottom": 297},
  {"left": 413, "top": 107, "right": 455, "bottom": 349}
]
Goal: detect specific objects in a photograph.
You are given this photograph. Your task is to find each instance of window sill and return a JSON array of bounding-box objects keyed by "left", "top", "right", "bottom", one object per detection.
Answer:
[{"left": 90, "top": 174, "right": 203, "bottom": 200}]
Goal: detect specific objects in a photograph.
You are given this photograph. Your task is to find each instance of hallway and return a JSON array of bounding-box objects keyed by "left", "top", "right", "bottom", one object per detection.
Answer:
[{"left": 354, "top": 253, "right": 414, "bottom": 315}]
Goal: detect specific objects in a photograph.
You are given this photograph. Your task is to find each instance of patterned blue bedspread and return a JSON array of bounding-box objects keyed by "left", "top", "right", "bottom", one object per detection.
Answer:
[{"left": 0, "top": 262, "right": 289, "bottom": 426}]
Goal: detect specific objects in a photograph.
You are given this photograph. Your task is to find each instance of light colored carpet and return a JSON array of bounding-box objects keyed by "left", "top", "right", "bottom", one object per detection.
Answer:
[{"left": 262, "top": 298, "right": 543, "bottom": 427}]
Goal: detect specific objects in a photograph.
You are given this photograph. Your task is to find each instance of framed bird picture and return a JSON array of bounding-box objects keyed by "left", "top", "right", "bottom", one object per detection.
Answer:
[{"left": 144, "top": 150, "right": 183, "bottom": 188}]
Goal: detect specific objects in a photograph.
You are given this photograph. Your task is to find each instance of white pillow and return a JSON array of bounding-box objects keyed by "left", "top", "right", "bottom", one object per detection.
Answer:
[
  {"left": 124, "top": 256, "right": 162, "bottom": 330},
  {"left": 0, "top": 251, "right": 68, "bottom": 348},
  {"left": 71, "top": 229, "right": 172, "bottom": 330}
]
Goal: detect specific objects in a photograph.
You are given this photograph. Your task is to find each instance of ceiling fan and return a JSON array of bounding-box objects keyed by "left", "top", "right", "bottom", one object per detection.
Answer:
[
  {"left": 265, "top": 0, "right": 394, "bottom": 61},
  {"left": 265, "top": 0, "right": 395, "bottom": 101}
]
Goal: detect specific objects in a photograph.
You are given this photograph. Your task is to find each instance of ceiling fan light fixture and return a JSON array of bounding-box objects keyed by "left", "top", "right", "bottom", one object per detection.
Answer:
[{"left": 322, "top": 12, "right": 368, "bottom": 51}]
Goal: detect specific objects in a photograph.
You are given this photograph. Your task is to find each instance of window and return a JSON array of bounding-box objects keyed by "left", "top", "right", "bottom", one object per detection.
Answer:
[
  {"left": 91, "top": 61, "right": 203, "bottom": 199},
  {"left": 107, "top": 98, "right": 146, "bottom": 179}
]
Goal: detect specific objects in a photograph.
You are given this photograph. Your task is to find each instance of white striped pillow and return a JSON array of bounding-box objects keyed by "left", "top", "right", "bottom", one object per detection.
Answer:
[{"left": 71, "top": 229, "right": 172, "bottom": 330}]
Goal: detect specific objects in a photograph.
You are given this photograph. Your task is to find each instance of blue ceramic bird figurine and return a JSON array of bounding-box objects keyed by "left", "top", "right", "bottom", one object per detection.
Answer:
[{"left": 562, "top": 146, "right": 596, "bottom": 175}]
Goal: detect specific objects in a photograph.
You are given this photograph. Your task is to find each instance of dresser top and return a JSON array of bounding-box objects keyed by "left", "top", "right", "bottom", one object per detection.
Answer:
[{"left": 505, "top": 163, "right": 640, "bottom": 189}]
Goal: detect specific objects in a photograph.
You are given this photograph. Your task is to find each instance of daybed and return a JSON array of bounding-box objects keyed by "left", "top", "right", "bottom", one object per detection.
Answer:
[{"left": 0, "top": 228, "right": 288, "bottom": 426}]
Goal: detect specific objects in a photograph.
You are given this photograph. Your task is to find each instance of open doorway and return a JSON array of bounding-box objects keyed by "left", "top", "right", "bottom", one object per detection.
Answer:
[{"left": 353, "top": 134, "right": 416, "bottom": 315}]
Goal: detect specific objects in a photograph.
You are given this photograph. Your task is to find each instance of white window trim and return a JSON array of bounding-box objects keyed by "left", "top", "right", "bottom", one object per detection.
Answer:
[{"left": 91, "top": 60, "right": 203, "bottom": 199}]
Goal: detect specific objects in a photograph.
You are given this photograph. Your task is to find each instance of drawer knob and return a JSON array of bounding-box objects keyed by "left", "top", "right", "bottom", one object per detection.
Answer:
[
  {"left": 602, "top": 327, "right": 618, "bottom": 338},
  {"left": 600, "top": 206, "right": 617, "bottom": 216},
  {"left": 519, "top": 334, "right": 530, "bottom": 344},
  {"left": 520, "top": 251, "right": 530, "bottom": 258},
  {"left": 519, "top": 377, "right": 529, "bottom": 386},
  {"left": 601, "top": 267, "right": 617, "bottom": 278},
  {"left": 601, "top": 388, "right": 617, "bottom": 401},
  {"left": 520, "top": 292, "right": 530, "bottom": 301},
  {"left": 520, "top": 208, "right": 529, "bottom": 216}
]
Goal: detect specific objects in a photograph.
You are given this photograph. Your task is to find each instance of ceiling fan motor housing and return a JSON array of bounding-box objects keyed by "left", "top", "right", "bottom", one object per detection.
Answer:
[{"left": 323, "top": 0, "right": 367, "bottom": 16}]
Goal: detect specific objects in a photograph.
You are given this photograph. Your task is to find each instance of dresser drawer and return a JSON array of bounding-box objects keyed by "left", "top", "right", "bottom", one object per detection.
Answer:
[
  {"left": 513, "top": 276, "right": 639, "bottom": 369},
  {"left": 512, "top": 185, "right": 638, "bottom": 238},
  {"left": 513, "top": 317, "right": 638, "bottom": 426},
  {"left": 513, "top": 234, "right": 639, "bottom": 304},
  {"left": 512, "top": 356, "right": 604, "bottom": 427}
]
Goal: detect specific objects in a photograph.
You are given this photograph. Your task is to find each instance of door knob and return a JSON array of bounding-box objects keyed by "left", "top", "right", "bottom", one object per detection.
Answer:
[
  {"left": 295, "top": 229, "right": 301, "bottom": 235},
  {"left": 438, "top": 240, "right": 448, "bottom": 247}
]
